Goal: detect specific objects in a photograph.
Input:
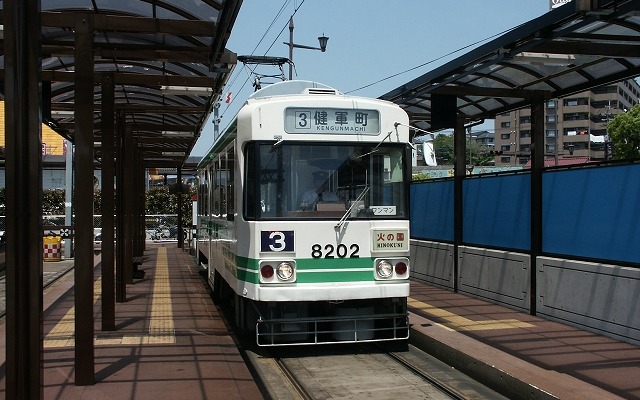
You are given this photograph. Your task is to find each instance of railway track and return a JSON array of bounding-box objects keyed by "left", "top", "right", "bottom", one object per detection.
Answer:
[
  {"left": 209, "top": 266, "right": 509, "bottom": 400},
  {"left": 0, "top": 261, "right": 74, "bottom": 319},
  {"left": 245, "top": 343, "right": 509, "bottom": 400}
]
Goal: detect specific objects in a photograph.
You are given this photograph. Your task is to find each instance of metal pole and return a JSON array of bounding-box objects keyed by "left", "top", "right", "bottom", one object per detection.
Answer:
[
  {"left": 213, "top": 101, "right": 220, "bottom": 140},
  {"left": 513, "top": 111, "right": 518, "bottom": 165},
  {"left": 453, "top": 114, "right": 465, "bottom": 292},
  {"left": 124, "top": 126, "right": 135, "bottom": 285},
  {"left": 73, "top": 12, "right": 95, "bottom": 386},
  {"left": 289, "top": 17, "right": 294, "bottom": 80},
  {"left": 101, "top": 73, "right": 116, "bottom": 331},
  {"left": 4, "top": 0, "right": 44, "bottom": 397},
  {"left": 177, "top": 168, "right": 184, "bottom": 248},
  {"left": 530, "top": 95, "right": 546, "bottom": 316},
  {"left": 65, "top": 140, "right": 73, "bottom": 258},
  {"left": 604, "top": 100, "right": 610, "bottom": 161},
  {"left": 115, "top": 112, "right": 126, "bottom": 302}
]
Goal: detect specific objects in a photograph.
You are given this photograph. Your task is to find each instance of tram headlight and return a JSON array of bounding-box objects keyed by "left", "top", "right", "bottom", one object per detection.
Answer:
[
  {"left": 260, "top": 260, "right": 296, "bottom": 283},
  {"left": 374, "top": 258, "right": 409, "bottom": 280},
  {"left": 376, "top": 260, "right": 394, "bottom": 278},
  {"left": 276, "top": 262, "right": 295, "bottom": 281}
]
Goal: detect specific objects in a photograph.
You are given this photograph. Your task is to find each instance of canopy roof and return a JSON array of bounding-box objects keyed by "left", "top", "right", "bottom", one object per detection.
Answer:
[
  {"left": 381, "top": 0, "right": 640, "bottom": 134},
  {"left": 0, "top": 0, "right": 243, "bottom": 167}
]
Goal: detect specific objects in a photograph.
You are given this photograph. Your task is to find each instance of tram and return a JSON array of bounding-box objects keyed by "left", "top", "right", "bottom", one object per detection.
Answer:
[{"left": 196, "top": 81, "right": 411, "bottom": 346}]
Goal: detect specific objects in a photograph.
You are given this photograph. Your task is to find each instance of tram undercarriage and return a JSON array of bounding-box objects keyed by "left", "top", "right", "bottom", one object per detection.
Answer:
[{"left": 211, "top": 270, "right": 409, "bottom": 346}]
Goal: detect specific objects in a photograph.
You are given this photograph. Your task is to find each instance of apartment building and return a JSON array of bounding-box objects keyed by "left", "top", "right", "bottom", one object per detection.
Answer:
[
  {"left": 0, "top": 100, "right": 68, "bottom": 157},
  {"left": 494, "top": 79, "right": 640, "bottom": 166}
]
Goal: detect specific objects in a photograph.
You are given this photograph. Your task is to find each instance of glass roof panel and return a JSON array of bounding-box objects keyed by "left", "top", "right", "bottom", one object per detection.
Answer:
[
  {"left": 43, "top": 0, "right": 222, "bottom": 21},
  {"left": 0, "top": 0, "right": 242, "bottom": 166},
  {"left": 492, "top": 68, "right": 541, "bottom": 88},
  {"left": 159, "top": 0, "right": 222, "bottom": 21},
  {"left": 382, "top": 1, "right": 640, "bottom": 129},
  {"left": 583, "top": 60, "right": 633, "bottom": 80}
]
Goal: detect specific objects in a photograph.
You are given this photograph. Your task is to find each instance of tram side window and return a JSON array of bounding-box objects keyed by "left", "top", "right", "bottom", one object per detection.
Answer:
[
  {"left": 208, "top": 144, "right": 237, "bottom": 220},
  {"left": 226, "top": 146, "right": 235, "bottom": 219},
  {"left": 213, "top": 156, "right": 224, "bottom": 218},
  {"left": 244, "top": 144, "right": 257, "bottom": 219},
  {"left": 197, "top": 174, "right": 202, "bottom": 216},
  {"left": 198, "top": 171, "right": 208, "bottom": 216},
  {"left": 207, "top": 167, "right": 213, "bottom": 216}
]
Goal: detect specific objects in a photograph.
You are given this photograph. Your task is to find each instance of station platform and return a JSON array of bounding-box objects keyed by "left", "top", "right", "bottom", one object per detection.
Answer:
[
  {"left": 0, "top": 244, "right": 638, "bottom": 399},
  {"left": 408, "top": 281, "right": 640, "bottom": 400},
  {"left": 0, "top": 243, "right": 263, "bottom": 400}
]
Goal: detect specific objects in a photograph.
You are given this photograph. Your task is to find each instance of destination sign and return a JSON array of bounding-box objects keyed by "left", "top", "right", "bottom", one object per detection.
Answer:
[
  {"left": 284, "top": 107, "right": 380, "bottom": 135},
  {"left": 371, "top": 229, "right": 408, "bottom": 252}
]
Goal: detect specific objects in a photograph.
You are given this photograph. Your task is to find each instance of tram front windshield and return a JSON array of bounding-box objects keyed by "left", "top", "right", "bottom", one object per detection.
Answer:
[{"left": 244, "top": 142, "right": 408, "bottom": 220}]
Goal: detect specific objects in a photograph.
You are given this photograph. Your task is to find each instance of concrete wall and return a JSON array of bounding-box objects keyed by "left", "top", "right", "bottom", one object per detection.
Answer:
[
  {"left": 410, "top": 239, "right": 640, "bottom": 345},
  {"left": 410, "top": 240, "right": 454, "bottom": 289},
  {"left": 458, "top": 246, "right": 531, "bottom": 312},
  {"left": 537, "top": 257, "right": 640, "bottom": 346}
]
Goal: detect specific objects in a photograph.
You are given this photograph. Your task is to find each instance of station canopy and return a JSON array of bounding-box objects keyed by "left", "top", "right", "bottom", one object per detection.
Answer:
[
  {"left": 0, "top": 0, "right": 243, "bottom": 167},
  {"left": 381, "top": 0, "right": 640, "bottom": 135}
]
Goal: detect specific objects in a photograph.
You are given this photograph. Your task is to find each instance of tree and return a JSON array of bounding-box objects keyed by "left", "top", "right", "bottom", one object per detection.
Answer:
[
  {"left": 0, "top": 186, "right": 195, "bottom": 226},
  {"left": 145, "top": 185, "right": 195, "bottom": 225},
  {"left": 467, "top": 139, "right": 495, "bottom": 166},
  {"left": 145, "top": 186, "right": 175, "bottom": 215},
  {"left": 433, "top": 134, "right": 454, "bottom": 165},
  {"left": 607, "top": 104, "right": 640, "bottom": 160},
  {"left": 43, "top": 189, "right": 66, "bottom": 215},
  {"left": 412, "top": 172, "right": 432, "bottom": 181},
  {"left": 432, "top": 133, "right": 495, "bottom": 166}
]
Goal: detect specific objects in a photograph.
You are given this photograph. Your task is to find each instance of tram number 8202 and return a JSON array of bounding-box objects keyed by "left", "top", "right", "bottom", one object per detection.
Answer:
[{"left": 311, "top": 243, "right": 360, "bottom": 259}]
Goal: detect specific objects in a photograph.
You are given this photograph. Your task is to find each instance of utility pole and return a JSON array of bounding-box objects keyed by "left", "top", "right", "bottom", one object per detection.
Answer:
[{"left": 284, "top": 16, "right": 329, "bottom": 80}]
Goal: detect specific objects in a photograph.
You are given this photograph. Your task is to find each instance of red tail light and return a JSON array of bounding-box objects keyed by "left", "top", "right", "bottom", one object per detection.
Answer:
[
  {"left": 395, "top": 261, "right": 407, "bottom": 275},
  {"left": 261, "top": 264, "right": 274, "bottom": 279}
]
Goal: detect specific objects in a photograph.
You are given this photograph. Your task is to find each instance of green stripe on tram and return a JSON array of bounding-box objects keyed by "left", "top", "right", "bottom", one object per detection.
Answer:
[{"left": 233, "top": 255, "right": 375, "bottom": 284}]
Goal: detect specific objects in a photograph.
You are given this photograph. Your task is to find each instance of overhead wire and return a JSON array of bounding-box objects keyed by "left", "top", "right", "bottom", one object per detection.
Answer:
[
  {"left": 262, "top": 0, "right": 305, "bottom": 55},
  {"left": 249, "top": 0, "right": 292, "bottom": 55},
  {"left": 344, "top": 22, "right": 531, "bottom": 95},
  {"left": 219, "top": 0, "right": 305, "bottom": 121},
  {"left": 219, "top": 4, "right": 525, "bottom": 123}
]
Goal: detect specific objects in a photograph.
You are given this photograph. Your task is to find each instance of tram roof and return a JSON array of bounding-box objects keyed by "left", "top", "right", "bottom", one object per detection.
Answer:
[
  {"left": 247, "top": 80, "right": 339, "bottom": 99},
  {"left": 198, "top": 118, "right": 237, "bottom": 168},
  {"left": 380, "top": 0, "right": 640, "bottom": 135},
  {"left": 0, "top": 0, "right": 243, "bottom": 168}
]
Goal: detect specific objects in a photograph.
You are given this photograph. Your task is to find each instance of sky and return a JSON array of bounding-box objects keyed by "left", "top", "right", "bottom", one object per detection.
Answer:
[{"left": 190, "top": 0, "right": 553, "bottom": 157}]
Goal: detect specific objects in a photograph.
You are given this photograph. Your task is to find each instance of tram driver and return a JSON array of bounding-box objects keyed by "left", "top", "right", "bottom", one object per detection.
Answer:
[{"left": 300, "top": 170, "right": 338, "bottom": 210}]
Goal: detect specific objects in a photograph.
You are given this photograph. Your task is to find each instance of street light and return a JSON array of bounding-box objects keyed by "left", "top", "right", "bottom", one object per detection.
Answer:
[{"left": 284, "top": 16, "right": 328, "bottom": 80}]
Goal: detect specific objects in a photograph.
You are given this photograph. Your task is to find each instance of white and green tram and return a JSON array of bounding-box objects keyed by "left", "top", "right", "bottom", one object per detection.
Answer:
[{"left": 196, "top": 81, "right": 411, "bottom": 346}]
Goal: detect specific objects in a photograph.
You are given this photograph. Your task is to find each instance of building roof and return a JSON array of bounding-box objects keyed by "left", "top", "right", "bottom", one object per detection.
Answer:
[
  {"left": 380, "top": 0, "right": 640, "bottom": 136},
  {"left": 471, "top": 130, "right": 494, "bottom": 140},
  {"left": 524, "top": 156, "right": 591, "bottom": 168}
]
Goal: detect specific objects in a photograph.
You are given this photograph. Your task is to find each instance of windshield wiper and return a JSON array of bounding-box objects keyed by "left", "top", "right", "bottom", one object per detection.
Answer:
[
  {"left": 357, "top": 130, "right": 392, "bottom": 158},
  {"left": 270, "top": 135, "right": 284, "bottom": 151},
  {"left": 335, "top": 185, "right": 369, "bottom": 231}
]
